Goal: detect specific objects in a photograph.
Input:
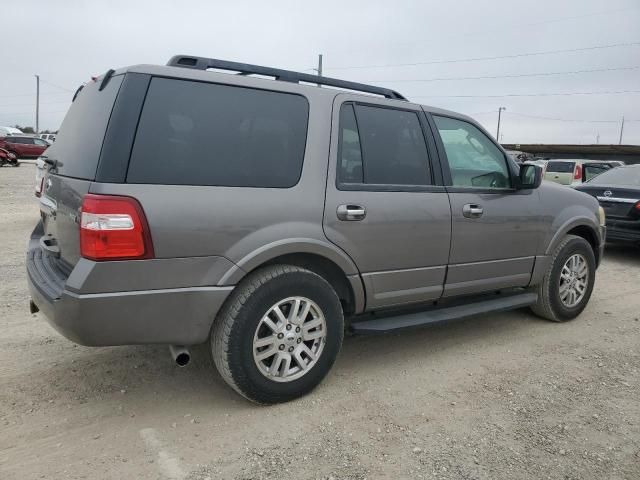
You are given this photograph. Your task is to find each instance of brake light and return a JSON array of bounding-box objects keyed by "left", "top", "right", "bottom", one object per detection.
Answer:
[
  {"left": 574, "top": 163, "right": 582, "bottom": 180},
  {"left": 634, "top": 201, "right": 640, "bottom": 212},
  {"left": 35, "top": 177, "right": 44, "bottom": 197},
  {"left": 80, "top": 194, "right": 154, "bottom": 261}
]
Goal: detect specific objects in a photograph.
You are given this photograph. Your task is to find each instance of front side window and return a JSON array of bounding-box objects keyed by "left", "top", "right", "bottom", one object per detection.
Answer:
[
  {"left": 127, "top": 78, "right": 309, "bottom": 187},
  {"left": 337, "top": 103, "right": 431, "bottom": 186},
  {"left": 433, "top": 116, "right": 511, "bottom": 189}
]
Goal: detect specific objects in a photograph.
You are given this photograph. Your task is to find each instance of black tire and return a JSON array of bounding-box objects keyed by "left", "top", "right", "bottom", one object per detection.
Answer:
[
  {"left": 530, "top": 235, "right": 596, "bottom": 322},
  {"left": 211, "top": 265, "right": 344, "bottom": 404}
]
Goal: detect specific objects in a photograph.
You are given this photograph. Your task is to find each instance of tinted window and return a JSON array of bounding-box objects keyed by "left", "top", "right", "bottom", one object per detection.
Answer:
[
  {"left": 433, "top": 116, "right": 510, "bottom": 189},
  {"left": 337, "top": 104, "right": 431, "bottom": 186},
  {"left": 44, "top": 75, "right": 123, "bottom": 179},
  {"left": 337, "top": 104, "right": 364, "bottom": 183},
  {"left": 127, "top": 78, "right": 309, "bottom": 187},
  {"left": 33, "top": 138, "right": 48, "bottom": 146},
  {"left": 546, "top": 161, "right": 575, "bottom": 173},
  {"left": 587, "top": 166, "right": 640, "bottom": 187}
]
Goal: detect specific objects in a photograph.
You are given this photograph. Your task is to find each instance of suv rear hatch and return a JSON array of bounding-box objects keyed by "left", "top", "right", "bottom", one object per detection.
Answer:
[
  {"left": 39, "top": 74, "right": 124, "bottom": 269},
  {"left": 544, "top": 161, "right": 577, "bottom": 185}
]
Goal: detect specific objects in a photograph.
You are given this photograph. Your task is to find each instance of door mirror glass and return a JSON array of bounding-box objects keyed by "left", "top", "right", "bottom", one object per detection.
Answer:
[{"left": 518, "top": 164, "right": 542, "bottom": 189}]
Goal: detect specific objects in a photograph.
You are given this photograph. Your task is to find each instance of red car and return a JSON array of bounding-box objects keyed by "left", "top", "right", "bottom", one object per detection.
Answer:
[{"left": 0, "top": 135, "right": 49, "bottom": 158}]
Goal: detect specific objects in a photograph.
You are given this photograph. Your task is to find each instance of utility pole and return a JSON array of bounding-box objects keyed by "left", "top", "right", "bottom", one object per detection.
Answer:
[
  {"left": 317, "top": 54, "right": 323, "bottom": 77},
  {"left": 496, "top": 107, "right": 506, "bottom": 141},
  {"left": 619, "top": 116, "right": 625, "bottom": 145},
  {"left": 35, "top": 75, "right": 40, "bottom": 134},
  {"left": 596, "top": 133, "right": 600, "bottom": 144}
]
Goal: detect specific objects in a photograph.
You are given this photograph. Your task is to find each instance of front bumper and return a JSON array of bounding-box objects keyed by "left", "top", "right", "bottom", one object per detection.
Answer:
[{"left": 27, "top": 236, "right": 233, "bottom": 347}]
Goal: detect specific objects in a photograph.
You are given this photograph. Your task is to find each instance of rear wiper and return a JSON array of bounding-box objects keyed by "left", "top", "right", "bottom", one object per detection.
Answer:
[{"left": 43, "top": 157, "right": 63, "bottom": 170}]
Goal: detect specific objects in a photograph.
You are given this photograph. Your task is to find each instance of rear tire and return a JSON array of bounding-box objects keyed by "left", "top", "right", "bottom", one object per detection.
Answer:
[
  {"left": 211, "top": 265, "right": 344, "bottom": 404},
  {"left": 530, "top": 235, "right": 596, "bottom": 322}
]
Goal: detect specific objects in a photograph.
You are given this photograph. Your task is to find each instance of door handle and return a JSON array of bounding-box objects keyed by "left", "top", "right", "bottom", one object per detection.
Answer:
[
  {"left": 337, "top": 204, "right": 366, "bottom": 221},
  {"left": 462, "top": 204, "right": 484, "bottom": 218}
]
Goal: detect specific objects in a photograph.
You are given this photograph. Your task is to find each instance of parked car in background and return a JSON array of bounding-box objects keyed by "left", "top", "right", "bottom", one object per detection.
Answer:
[
  {"left": 27, "top": 56, "right": 605, "bottom": 404},
  {"left": 544, "top": 159, "right": 621, "bottom": 186},
  {"left": 0, "top": 148, "right": 19, "bottom": 167},
  {"left": 576, "top": 164, "right": 640, "bottom": 245},
  {"left": 0, "top": 135, "right": 49, "bottom": 158},
  {"left": 0, "top": 126, "right": 23, "bottom": 136},
  {"left": 40, "top": 134, "right": 56, "bottom": 143}
]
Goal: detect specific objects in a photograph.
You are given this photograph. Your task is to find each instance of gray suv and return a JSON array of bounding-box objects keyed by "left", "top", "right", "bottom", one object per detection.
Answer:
[{"left": 27, "top": 56, "right": 605, "bottom": 404}]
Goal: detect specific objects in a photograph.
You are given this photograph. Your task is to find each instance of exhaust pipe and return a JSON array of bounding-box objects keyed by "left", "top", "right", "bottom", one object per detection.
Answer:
[{"left": 169, "top": 345, "right": 191, "bottom": 367}]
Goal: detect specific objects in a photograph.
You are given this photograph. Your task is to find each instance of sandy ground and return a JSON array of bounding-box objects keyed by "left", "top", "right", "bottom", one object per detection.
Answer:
[{"left": 0, "top": 164, "right": 639, "bottom": 480}]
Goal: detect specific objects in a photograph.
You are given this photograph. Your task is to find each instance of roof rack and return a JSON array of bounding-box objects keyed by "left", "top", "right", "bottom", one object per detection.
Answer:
[{"left": 166, "top": 55, "right": 407, "bottom": 101}]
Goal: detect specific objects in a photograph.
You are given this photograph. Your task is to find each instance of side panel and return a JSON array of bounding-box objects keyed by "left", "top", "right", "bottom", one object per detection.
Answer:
[{"left": 89, "top": 87, "right": 337, "bottom": 284}]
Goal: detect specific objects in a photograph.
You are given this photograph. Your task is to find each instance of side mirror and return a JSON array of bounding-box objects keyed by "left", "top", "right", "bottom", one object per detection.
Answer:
[{"left": 518, "top": 164, "right": 542, "bottom": 189}]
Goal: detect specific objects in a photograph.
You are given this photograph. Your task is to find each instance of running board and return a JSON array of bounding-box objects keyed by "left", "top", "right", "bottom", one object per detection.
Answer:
[{"left": 350, "top": 292, "right": 537, "bottom": 334}]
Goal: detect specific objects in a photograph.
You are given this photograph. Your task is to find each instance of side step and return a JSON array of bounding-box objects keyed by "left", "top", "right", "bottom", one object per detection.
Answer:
[{"left": 350, "top": 292, "right": 537, "bottom": 334}]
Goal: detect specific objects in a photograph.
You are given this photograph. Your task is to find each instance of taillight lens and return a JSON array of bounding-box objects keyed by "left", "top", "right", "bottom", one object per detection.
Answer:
[
  {"left": 634, "top": 201, "right": 640, "bottom": 212},
  {"left": 80, "top": 194, "right": 154, "bottom": 261},
  {"left": 574, "top": 163, "right": 582, "bottom": 180}
]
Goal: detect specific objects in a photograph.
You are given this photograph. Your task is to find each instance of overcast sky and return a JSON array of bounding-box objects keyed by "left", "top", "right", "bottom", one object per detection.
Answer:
[{"left": 2, "top": 0, "right": 639, "bottom": 144}]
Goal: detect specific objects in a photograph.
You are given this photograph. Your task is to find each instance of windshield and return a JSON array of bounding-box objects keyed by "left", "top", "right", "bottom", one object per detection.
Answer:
[{"left": 586, "top": 167, "right": 640, "bottom": 187}]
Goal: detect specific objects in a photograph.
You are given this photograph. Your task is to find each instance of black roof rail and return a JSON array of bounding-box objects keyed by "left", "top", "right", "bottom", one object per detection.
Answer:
[{"left": 166, "top": 55, "right": 407, "bottom": 101}]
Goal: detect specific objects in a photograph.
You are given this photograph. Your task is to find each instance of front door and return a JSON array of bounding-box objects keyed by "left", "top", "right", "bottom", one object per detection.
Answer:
[
  {"left": 323, "top": 95, "right": 451, "bottom": 310},
  {"left": 428, "top": 114, "right": 542, "bottom": 297}
]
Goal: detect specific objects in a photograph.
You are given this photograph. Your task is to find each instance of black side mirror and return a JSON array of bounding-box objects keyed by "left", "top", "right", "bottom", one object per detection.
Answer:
[{"left": 518, "top": 164, "right": 542, "bottom": 189}]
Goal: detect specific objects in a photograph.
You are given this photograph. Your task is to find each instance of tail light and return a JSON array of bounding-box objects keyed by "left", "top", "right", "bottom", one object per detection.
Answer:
[
  {"left": 574, "top": 163, "right": 582, "bottom": 180},
  {"left": 80, "top": 194, "right": 154, "bottom": 261},
  {"left": 634, "top": 201, "right": 640, "bottom": 212}
]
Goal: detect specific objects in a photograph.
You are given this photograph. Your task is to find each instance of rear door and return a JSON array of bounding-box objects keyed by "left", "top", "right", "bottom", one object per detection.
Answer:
[
  {"left": 323, "top": 96, "right": 451, "bottom": 310},
  {"left": 428, "top": 114, "right": 541, "bottom": 297}
]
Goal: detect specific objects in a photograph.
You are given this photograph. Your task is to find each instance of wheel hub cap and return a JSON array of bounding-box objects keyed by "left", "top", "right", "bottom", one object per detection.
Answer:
[
  {"left": 559, "top": 253, "right": 589, "bottom": 308},
  {"left": 252, "top": 296, "right": 327, "bottom": 383}
]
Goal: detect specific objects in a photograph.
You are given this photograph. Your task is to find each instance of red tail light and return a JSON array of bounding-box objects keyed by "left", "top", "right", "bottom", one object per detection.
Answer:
[
  {"left": 634, "top": 201, "right": 640, "bottom": 212},
  {"left": 574, "top": 163, "right": 582, "bottom": 180},
  {"left": 80, "top": 194, "right": 154, "bottom": 261}
]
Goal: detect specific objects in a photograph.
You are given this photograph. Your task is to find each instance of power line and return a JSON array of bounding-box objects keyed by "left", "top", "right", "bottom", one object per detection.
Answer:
[
  {"left": 39, "top": 79, "right": 74, "bottom": 93},
  {"left": 412, "top": 89, "right": 640, "bottom": 99},
  {"left": 470, "top": 110, "right": 640, "bottom": 123},
  {"left": 326, "top": 41, "right": 640, "bottom": 70},
  {"left": 0, "top": 90, "right": 70, "bottom": 99},
  {"left": 366, "top": 65, "right": 640, "bottom": 83},
  {"left": 0, "top": 99, "right": 71, "bottom": 108}
]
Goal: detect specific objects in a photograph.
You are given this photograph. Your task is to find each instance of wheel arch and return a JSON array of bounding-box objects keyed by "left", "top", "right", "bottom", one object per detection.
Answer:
[
  {"left": 219, "top": 239, "right": 366, "bottom": 315},
  {"left": 545, "top": 217, "right": 601, "bottom": 265}
]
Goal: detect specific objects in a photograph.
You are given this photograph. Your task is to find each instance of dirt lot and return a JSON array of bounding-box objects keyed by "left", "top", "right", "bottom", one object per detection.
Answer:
[{"left": 1, "top": 164, "right": 639, "bottom": 480}]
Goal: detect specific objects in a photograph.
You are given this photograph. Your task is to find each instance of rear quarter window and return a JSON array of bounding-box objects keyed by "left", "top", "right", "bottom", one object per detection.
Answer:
[{"left": 126, "top": 78, "right": 309, "bottom": 188}]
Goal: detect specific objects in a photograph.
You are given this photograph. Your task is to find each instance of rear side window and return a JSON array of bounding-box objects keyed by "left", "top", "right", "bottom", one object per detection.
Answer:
[
  {"left": 127, "top": 78, "right": 309, "bottom": 187},
  {"left": 44, "top": 75, "right": 123, "bottom": 179},
  {"left": 337, "top": 103, "right": 431, "bottom": 186},
  {"left": 546, "top": 161, "right": 575, "bottom": 173}
]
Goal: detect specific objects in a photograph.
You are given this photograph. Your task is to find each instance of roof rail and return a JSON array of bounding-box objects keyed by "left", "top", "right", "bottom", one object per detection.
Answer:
[{"left": 166, "top": 55, "right": 407, "bottom": 101}]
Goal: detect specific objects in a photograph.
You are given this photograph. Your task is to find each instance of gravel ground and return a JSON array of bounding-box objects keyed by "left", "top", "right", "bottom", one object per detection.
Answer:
[{"left": 1, "top": 164, "right": 639, "bottom": 480}]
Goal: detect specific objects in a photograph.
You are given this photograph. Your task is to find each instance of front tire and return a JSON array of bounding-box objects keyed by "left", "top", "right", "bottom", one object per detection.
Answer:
[
  {"left": 211, "top": 265, "right": 344, "bottom": 404},
  {"left": 530, "top": 235, "right": 596, "bottom": 322}
]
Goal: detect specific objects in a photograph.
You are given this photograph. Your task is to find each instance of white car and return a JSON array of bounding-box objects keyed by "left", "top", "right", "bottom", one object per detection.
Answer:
[{"left": 40, "top": 133, "right": 56, "bottom": 143}]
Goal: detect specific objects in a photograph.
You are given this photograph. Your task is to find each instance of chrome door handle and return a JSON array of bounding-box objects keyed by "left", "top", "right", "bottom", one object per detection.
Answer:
[
  {"left": 462, "top": 204, "right": 484, "bottom": 218},
  {"left": 337, "top": 204, "right": 366, "bottom": 221}
]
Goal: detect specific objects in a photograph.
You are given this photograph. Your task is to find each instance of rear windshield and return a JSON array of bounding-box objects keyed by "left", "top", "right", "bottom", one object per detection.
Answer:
[
  {"left": 546, "top": 161, "right": 575, "bottom": 173},
  {"left": 44, "top": 75, "right": 123, "bottom": 179},
  {"left": 126, "top": 78, "right": 309, "bottom": 188},
  {"left": 587, "top": 167, "right": 640, "bottom": 187}
]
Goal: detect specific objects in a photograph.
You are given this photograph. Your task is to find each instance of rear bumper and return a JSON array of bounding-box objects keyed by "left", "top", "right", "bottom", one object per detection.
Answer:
[{"left": 27, "top": 232, "right": 233, "bottom": 347}]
